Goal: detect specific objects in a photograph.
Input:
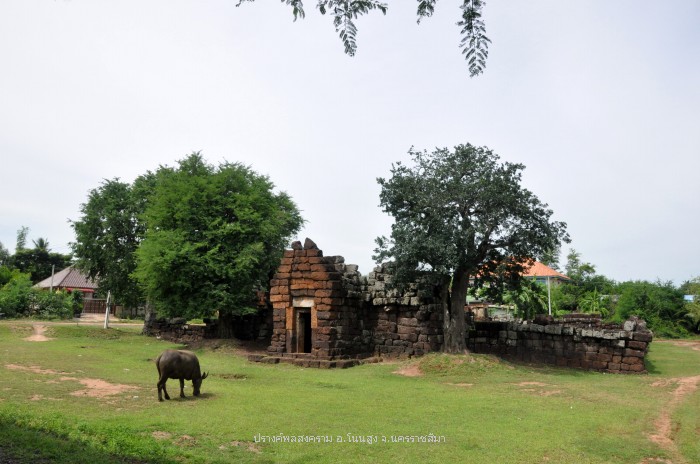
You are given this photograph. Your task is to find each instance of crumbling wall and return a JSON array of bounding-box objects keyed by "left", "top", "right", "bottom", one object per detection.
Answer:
[
  {"left": 363, "top": 263, "right": 443, "bottom": 358},
  {"left": 466, "top": 316, "right": 652, "bottom": 373},
  {"left": 143, "top": 317, "right": 217, "bottom": 343},
  {"left": 263, "top": 240, "right": 443, "bottom": 364}
]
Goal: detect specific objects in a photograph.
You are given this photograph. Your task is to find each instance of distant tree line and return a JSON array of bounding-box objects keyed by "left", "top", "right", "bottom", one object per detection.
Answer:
[
  {"left": 480, "top": 248, "right": 700, "bottom": 338},
  {"left": 0, "top": 227, "right": 77, "bottom": 318}
]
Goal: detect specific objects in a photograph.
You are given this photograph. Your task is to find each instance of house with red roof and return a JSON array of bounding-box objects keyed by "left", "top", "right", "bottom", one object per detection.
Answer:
[
  {"left": 522, "top": 261, "right": 570, "bottom": 285},
  {"left": 33, "top": 266, "right": 98, "bottom": 299}
]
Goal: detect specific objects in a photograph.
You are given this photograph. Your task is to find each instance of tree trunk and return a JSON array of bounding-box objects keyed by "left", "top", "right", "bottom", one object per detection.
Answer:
[
  {"left": 443, "top": 268, "right": 469, "bottom": 354},
  {"left": 217, "top": 312, "right": 237, "bottom": 339},
  {"left": 142, "top": 301, "right": 154, "bottom": 335}
]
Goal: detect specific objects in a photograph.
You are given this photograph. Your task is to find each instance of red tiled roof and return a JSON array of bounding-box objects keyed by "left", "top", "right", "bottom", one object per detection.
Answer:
[
  {"left": 522, "top": 261, "right": 570, "bottom": 280},
  {"left": 34, "top": 267, "right": 98, "bottom": 291}
]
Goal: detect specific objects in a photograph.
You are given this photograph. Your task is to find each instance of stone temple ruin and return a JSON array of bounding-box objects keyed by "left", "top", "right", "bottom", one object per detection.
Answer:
[
  {"left": 252, "top": 238, "right": 445, "bottom": 368},
  {"left": 146, "top": 238, "right": 653, "bottom": 373},
  {"left": 248, "top": 238, "right": 653, "bottom": 372}
]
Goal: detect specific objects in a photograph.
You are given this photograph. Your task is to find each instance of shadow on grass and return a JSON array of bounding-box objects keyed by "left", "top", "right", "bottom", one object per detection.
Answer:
[
  {"left": 644, "top": 357, "right": 661, "bottom": 375},
  {"left": 158, "top": 391, "right": 216, "bottom": 402},
  {"left": 0, "top": 419, "right": 158, "bottom": 464}
]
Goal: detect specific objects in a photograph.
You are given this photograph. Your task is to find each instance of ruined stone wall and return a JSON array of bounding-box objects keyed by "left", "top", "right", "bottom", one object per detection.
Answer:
[
  {"left": 362, "top": 264, "right": 443, "bottom": 358},
  {"left": 466, "top": 316, "right": 652, "bottom": 373},
  {"left": 265, "top": 240, "right": 443, "bottom": 362},
  {"left": 143, "top": 317, "right": 217, "bottom": 343}
]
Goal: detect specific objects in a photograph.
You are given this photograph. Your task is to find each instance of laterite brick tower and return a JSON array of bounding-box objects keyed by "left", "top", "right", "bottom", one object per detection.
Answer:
[{"left": 267, "top": 238, "right": 370, "bottom": 366}]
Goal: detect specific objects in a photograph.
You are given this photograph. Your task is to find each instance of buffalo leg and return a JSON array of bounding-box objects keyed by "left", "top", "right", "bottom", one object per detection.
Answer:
[
  {"left": 157, "top": 378, "right": 170, "bottom": 401},
  {"left": 179, "top": 378, "right": 186, "bottom": 398}
]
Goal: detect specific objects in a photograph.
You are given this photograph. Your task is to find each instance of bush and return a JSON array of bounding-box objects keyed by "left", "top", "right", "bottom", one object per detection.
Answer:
[
  {"left": 0, "top": 271, "right": 73, "bottom": 319},
  {"left": 0, "top": 272, "right": 34, "bottom": 317},
  {"left": 614, "top": 280, "right": 688, "bottom": 338},
  {"left": 33, "top": 290, "right": 73, "bottom": 320}
]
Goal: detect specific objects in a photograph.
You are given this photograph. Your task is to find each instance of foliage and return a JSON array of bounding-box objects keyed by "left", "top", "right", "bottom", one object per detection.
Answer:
[
  {"left": 9, "top": 247, "right": 72, "bottom": 284},
  {"left": 555, "top": 249, "right": 616, "bottom": 313},
  {"left": 614, "top": 280, "right": 689, "bottom": 338},
  {"left": 71, "top": 178, "right": 148, "bottom": 309},
  {"left": 133, "top": 153, "right": 303, "bottom": 321},
  {"left": 681, "top": 277, "right": 700, "bottom": 332},
  {"left": 4, "top": 228, "right": 72, "bottom": 283},
  {"left": 679, "top": 276, "right": 700, "bottom": 297},
  {"left": 15, "top": 226, "right": 29, "bottom": 252},
  {"left": 539, "top": 245, "right": 561, "bottom": 271},
  {"left": 70, "top": 290, "right": 84, "bottom": 317},
  {"left": 0, "top": 272, "right": 34, "bottom": 317},
  {"left": 237, "top": 0, "right": 489, "bottom": 76},
  {"left": 0, "top": 271, "right": 74, "bottom": 319},
  {"left": 0, "top": 265, "right": 13, "bottom": 287},
  {"left": 577, "top": 288, "right": 613, "bottom": 318},
  {"left": 684, "top": 300, "right": 700, "bottom": 333},
  {"left": 502, "top": 278, "right": 549, "bottom": 320},
  {"left": 375, "top": 143, "right": 569, "bottom": 351},
  {"left": 0, "top": 241, "right": 9, "bottom": 266},
  {"left": 32, "top": 290, "right": 74, "bottom": 320}
]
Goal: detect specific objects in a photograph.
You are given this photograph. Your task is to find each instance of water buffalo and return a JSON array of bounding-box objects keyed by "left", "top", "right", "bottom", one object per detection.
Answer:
[{"left": 155, "top": 349, "right": 208, "bottom": 401}]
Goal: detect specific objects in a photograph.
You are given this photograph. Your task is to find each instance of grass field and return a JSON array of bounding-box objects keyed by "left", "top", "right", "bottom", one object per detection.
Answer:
[{"left": 0, "top": 321, "right": 698, "bottom": 464}]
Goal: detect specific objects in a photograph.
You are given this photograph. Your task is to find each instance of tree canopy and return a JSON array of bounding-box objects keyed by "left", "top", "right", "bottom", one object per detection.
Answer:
[
  {"left": 71, "top": 178, "right": 149, "bottom": 309},
  {"left": 375, "top": 143, "right": 569, "bottom": 352},
  {"left": 238, "top": 0, "right": 490, "bottom": 77},
  {"left": 132, "top": 154, "right": 304, "bottom": 331},
  {"left": 71, "top": 153, "right": 303, "bottom": 334}
]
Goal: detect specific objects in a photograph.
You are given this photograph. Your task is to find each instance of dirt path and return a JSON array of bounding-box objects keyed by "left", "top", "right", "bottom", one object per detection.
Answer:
[
  {"left": 23, "top": 324, "right": 53, "bottom": 342},
  {"left": 4, "top": 363, "right": 140, "bottom": 399},
  {"left": 647, "top": 374, "right": 700, "bottom": 463}
]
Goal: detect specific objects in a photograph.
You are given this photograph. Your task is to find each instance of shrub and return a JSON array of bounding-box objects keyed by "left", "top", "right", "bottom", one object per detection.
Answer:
[
  {"left": 33, "top": 290, "right": 73, "bottom": 320},
  {"left": 0, "top": 272, "right": 34, "bottom": 317}
]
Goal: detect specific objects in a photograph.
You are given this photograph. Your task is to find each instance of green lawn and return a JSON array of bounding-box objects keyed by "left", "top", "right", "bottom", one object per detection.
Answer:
[{"left": 0, "top": 321, "right": 698, "bottom": 463}]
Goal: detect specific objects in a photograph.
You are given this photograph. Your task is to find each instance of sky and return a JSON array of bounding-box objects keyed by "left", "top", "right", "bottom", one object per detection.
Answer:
[{"left": 1, "top": 1, "right": 698, "bottom": 285}]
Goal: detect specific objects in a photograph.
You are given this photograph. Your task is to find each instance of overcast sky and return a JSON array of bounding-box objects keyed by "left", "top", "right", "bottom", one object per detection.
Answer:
[{"left": 1, "top": 1, "right": 698, "bottom": 284}]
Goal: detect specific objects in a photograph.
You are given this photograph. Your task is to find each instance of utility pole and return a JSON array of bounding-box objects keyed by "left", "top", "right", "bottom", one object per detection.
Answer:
[{"left": 104, "top": 291, "right": 111, "bottom": 329}]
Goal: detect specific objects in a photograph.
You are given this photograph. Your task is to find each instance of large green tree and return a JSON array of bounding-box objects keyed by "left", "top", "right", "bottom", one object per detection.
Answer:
[
  {"left": 238, "top": 0, "right": 489, "bottom": 76},
  {"left": 133, "top": 153, "right": 303, "bottom": 336},
  {"left": 375, "top": 144, "right": 569, "bottom": 353},
  {"left": 70, "top": 178, "right": 150, "bottom": 309}
]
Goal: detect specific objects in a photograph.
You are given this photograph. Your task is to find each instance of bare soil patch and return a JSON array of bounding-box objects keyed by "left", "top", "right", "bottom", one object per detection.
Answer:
[
  {"left": 517, "top": 381, "right": 548, "bottom": 387},
  {"left": 66, "top": 377, "right": 138, "bottom": 398},
  {"left": 446, "top": 382, "right": 474, "bottom": 388},
  {"left": 647, "top": 374, "right": 700, "bottom": 459},
  {"left": 4, "top": 364, "right": 68, "bottom": 376},
  {"left": 227, "top": 441, "right": 262, "bottom": 454},
  {"left": 3, "top": 363, "right": 139, "bottom": 399},
  {"left": 669, "top": 340, "right": 700, "bottom": 352},
  {"left": 174, "top": 435, "right": 197, "bottom": 447},
  {"left": 515, "top": 381, "right": 561, "bottom": 397},
  {"left": 23, "top": 324, "right": 53, "bottom": 342},
  {"left": 152, "top": 431, "right": 172, "bottom": 440},
  {"left": 393, "top": 363, "right": 423, "bottom": 377}
]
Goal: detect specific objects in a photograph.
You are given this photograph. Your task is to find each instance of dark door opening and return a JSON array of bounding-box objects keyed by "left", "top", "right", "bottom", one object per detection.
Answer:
[{"left": 298, "top": 311, "right": 312, "bottom": 354}]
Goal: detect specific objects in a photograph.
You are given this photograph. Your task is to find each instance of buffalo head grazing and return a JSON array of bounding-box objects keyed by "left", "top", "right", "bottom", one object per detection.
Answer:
[
  {"left": 155, "top": 349, "right": 208, "bottom": 401},
  {"left": 192, "top": 371, "right": 209, "bottom": 396}
]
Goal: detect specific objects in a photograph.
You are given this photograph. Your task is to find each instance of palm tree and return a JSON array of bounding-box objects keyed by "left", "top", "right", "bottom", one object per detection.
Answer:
[
  {"left": 504, "top": 280, "right": 548, "bottom": 320},
  {"left": 32, "top": 238, "right": 50, "bottom": 252}
]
